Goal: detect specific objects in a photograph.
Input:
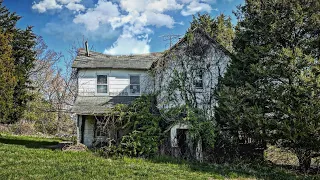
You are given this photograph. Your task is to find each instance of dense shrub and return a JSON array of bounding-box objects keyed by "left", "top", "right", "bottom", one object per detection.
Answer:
[{"left": 98, "top": 95, "right": 162, "bottom": 158}]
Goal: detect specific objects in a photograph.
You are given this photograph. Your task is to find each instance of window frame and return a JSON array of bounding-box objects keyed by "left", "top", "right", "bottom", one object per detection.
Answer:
[
  {"left": 96, "top": 74, "right": 109, "bottom": 95},
  {"left": 194, "top": 70, "right": 204, "bottom": 90},
  {"left": 129, "top": 74, "right": 141, "bottom": 96}
]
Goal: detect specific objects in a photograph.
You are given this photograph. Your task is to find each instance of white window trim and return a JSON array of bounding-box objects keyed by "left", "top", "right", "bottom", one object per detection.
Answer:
[
  {"left": 129, "top": 74, "right": 141, "bottom": 96},
  {"left": 96, "top": 74, "right": 109, "bottom": 96}
]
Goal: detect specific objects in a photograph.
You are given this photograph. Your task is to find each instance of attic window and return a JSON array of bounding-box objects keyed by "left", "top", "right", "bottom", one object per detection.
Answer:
[
  {"left": 194, "top": 70, "right": 203, "bottom": 89},
  {"left": 130, "top": 75, "right": 140, "bottom": 95},
  {"left": 97, "top": 75, "right": 108, "bottom": 94}
]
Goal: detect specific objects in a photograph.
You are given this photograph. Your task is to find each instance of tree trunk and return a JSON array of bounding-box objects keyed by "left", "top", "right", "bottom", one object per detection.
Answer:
[
  {"left": 296, "top": 149, "right": 311, "bottom": 172},
  {"left": 57, "top": 107, "right": 62, "bottom": 133}
]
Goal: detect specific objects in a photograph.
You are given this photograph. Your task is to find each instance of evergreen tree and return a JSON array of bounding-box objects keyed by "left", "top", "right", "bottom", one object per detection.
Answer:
[
  {"left": 217, "top": 0, "right": 320, "bottom": 171},
  {"left": 0, "top": 31, "right": 16, "bottom": 123},
  {"left": 0, "top": 1, "right": 36, "bottom": 123},
  {"left": 190, "top": 13, "right": 235, "bottom": 52}
]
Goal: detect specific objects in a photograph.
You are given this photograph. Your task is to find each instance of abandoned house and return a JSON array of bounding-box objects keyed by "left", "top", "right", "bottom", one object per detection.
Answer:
[{"left": 71, "top": 28, "right": 232, "bottom": 160}]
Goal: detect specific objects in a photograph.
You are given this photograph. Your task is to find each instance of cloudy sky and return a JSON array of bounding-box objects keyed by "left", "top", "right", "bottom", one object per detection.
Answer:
[{"left": 4, "top": 0, "right": 243, "bottom": 56}]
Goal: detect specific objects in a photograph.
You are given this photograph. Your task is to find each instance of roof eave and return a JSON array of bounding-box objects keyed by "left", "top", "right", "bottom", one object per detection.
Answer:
[{"left": 71, "top": 66, "right": 150, "bottom": 70}]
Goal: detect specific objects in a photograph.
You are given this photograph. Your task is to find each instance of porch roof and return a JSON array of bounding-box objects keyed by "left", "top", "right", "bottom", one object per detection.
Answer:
[{"left": 71, "top": 96, "right": 138, "bottom": 115}]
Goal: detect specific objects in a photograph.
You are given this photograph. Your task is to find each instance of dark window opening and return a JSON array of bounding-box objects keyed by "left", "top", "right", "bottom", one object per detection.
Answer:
[
  {"left": 194, "top": 70, "right": 203, "bottom": 89},
  {"left": 177, "top": 129, "right": 188, "bottom": 157}
]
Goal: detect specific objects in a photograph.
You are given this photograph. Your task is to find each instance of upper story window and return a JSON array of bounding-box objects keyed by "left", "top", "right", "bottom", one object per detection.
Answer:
[
  {"left": 130, "top": 75, "right": 140, "bottom": 95},
  {"left": 97, "top": 75, "right": 108, "bottom": 94},
  {"left": 194, "top": 70, "right": 203, "bottom": 89}
]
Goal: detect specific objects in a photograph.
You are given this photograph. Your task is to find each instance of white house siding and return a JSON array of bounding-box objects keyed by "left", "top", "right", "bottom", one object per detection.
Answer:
[{"left": 77, "top": 69, "right": 151, "bottom": 96}]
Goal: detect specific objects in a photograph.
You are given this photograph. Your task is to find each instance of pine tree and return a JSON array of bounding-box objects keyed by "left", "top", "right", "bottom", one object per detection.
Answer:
[
  {"left": 190, "top": 13, "right": 235, "bottom": 52},
  {"left": 0, "top": 1, "right": 36, "bottom": 123},
  {"left": 0, "top": 31, "right": 16, "bottom": 123},
  {"left": 217, "top": 0, "right": 320, "bottom": 171}
]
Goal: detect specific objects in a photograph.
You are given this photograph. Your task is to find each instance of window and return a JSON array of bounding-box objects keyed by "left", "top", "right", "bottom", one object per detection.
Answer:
[
  {"left": 97, "top": 75, "right": 108, "bottom": 94},
  {"left": 130, "top": 75, "right": 140, "bottom": 95},
  {"left": 194, "top": 70, "right": 203, "bottom": 89}
]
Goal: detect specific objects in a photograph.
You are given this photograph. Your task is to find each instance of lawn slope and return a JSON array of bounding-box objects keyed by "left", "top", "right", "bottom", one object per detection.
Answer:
[{"left": 0, "top": 134, "right": 317, "bottom": 180}]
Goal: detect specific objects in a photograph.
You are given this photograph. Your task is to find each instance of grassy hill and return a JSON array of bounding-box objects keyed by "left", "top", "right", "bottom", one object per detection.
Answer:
[{"left": 0, "top": 134, "right": 318, "bottom": 180}]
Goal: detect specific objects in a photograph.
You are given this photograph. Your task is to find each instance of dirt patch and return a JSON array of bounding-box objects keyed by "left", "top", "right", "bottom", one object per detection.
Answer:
[{"left": 62, "top": 143, "right": 88, "bottom": 152}]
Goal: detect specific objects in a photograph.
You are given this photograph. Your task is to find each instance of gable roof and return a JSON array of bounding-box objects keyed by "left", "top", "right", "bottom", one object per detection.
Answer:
[
  {"left": 71, "top": 96, "right": 138, "bottom": 115},
  {"left": 151, "top": 28, "right": 236, "bottom": 68},
  {"left": 72, "top": 49, "right": 163, "bottom": 70}
]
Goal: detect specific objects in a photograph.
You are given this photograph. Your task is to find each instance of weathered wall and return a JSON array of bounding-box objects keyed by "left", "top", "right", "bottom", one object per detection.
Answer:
[
  {"left": 154, "top": 31, "right": 231, "bottom": 118},
  {"left": 76, "top": 115, "right": 82, "bottom": 143},
  {"left": 77, "top": 69, "right": 152, "bottom": 96},
  {"left": 152, "top": 31, "right": 231, "bottom": 161}
]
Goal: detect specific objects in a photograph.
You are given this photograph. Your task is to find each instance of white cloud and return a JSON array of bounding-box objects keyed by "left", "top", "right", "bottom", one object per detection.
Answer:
[
  {"left": 73, "top": 0, "right": 119, "bottom": 31},
  {"left": 120, "top": 0, "right": 147, "bottom": 12},
  {"left": 146, "top": 0, "right": 183, "bottom": 12},
  {"left": 57, "top": 0, "right": 81, "bottom": 4},
  {"left": 119, "top": 0, "right": 183, "bottom": 13},
  {"left": 32, "top": 0, "right": 62, "bottom": 13},
  {"left": 181, "top": 0, "right": 212, "bottom": 16},
  {"left": 104, "top": 35, "right": 150, "bottom": 55},
  {"left": 32, "top": 0, "right": 85, "bottom": 13},
  {"left": 145, "top": 11, "right": 175, "bottom": 28},
  {"left": 66, "top": 2, "right": 85, "bottom": 11},
  {"left": 36, "top": 0, "right": 214, "bottom": 55}
]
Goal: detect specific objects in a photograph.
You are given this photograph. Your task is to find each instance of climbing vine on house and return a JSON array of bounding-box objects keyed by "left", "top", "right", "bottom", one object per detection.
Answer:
[
  {"left": 95, "top": 95, "right": 163, "bottom": 158},
  {"left": 152, "top": 25, "right": 232, "bottom": 159}
]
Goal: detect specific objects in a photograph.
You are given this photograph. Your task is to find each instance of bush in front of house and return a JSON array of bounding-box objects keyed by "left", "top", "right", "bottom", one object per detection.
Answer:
[
  {"left": 95, "top": 95, "right": 162, "bottom": 158},
  {"left": 96, "top": 95, "right": 217, "bottom": 160}
]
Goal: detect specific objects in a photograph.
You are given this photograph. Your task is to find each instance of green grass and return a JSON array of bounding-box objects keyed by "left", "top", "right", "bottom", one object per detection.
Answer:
[{"left": 0, "top": 134, "right": 318, "bottom": 180}]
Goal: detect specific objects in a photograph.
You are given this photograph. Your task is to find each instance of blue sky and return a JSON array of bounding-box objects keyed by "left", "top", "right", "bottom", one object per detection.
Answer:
[{"left": 4, "top": 0, "right": 243, "bottom": 57}]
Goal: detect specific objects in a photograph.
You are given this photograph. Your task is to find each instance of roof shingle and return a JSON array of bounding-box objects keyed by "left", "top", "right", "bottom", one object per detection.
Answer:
[
  {"left": 72, "top": 49, "right": 163, "bottom": 70},
  {"left": 71, "top": 96, "right": 138, "bottom": 115}
]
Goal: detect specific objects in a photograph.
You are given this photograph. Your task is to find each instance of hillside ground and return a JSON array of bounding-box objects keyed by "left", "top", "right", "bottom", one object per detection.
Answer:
[{"left": 0, "top": 134, "right": 318, "bottom": 180}]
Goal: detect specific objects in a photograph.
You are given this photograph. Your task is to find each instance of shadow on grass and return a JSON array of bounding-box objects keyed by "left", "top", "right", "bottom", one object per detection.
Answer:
[
  {"left": 149, "top": 156, "right": 318, "bottom": 180},
  {"left": 0, "top": 136, "right": 60, "bottom": 150},
  {"left": 272, "top": 164, "right": 320, "bottom": 176}
]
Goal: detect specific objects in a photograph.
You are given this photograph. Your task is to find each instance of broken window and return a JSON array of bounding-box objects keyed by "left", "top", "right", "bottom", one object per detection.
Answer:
[
  {"left": 97, "top": 75, "right": 108, "bottom": 93},
  {"left": 130, "top": 75, "right": 140, "bottom": 95}
]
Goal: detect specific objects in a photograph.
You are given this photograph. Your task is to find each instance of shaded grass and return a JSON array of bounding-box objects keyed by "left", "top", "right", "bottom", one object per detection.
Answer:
[
  {"left": 0, "top": 134, "right": 61, "bottom": 149},
  {"left": 0, "top": 135, "right": 319, "bottom": 180}
]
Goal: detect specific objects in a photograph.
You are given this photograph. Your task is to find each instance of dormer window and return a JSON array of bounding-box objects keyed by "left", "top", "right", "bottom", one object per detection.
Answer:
[
  {"left": 130, "top": 75, "right": 140, "bottom": 95},
  {"left": 97, "top": 75, "right": 108, "bottom": 94},
  {"left": 194, "top": 70, "right": 203, "bottom": 89}
]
